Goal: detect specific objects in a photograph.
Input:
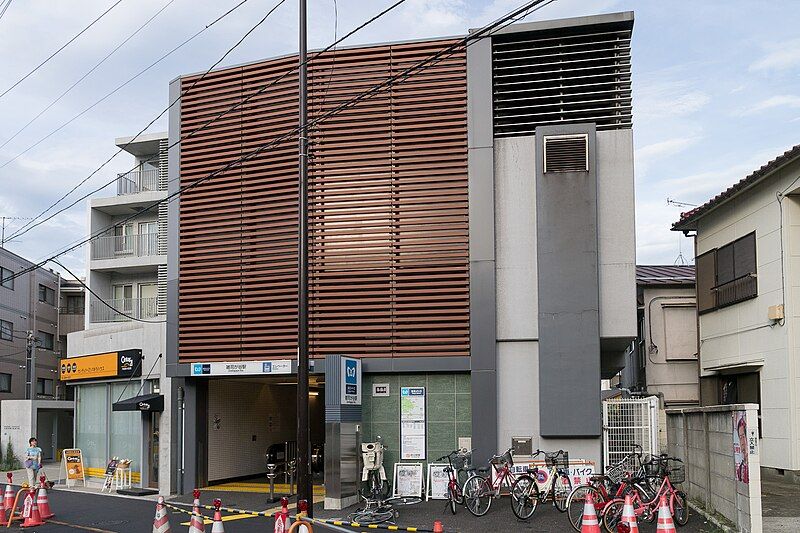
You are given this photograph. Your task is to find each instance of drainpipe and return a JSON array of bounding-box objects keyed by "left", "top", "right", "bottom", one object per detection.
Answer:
[{"left": 177, "top": 386, "right": 184, "bottom": 494}]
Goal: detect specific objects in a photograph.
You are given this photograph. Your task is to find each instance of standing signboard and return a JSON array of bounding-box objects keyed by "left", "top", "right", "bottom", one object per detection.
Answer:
[
  {"left": 400, "top": 386, "right": 426, "bottom": 460},
  {"left": 426, "top": 463, "right": 450, "bottom": 500},
  {"left": 101, "top": 457, "right": 120, "bottom": 492},
  {"left": 340, "top": 357, "right": 361, "bottom": 405},
  {"left": 61, "top": 448, "right": 86, "bottom": 487},
  {"left": 392, "top": 463, "right": 424, "bottom": 497}
]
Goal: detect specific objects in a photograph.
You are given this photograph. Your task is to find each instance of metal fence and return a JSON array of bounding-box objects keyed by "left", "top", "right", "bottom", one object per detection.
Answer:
[
  {"left": 90, "top": 296, "right": 158, "bottom": 323},
  {"left": 91, "top": 233, "right": 160, "bottom": 260},
  {"left": 602, "top": 396, "right": 659, "bottom": 469},
  {"left": 116, "top": 168, "right": 160, "bottom": 195}
]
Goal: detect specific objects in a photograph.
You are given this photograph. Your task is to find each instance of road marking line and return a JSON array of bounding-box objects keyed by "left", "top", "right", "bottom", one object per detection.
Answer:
[{"left": 48, "top": 519, "right": 116, "bottom": 533}]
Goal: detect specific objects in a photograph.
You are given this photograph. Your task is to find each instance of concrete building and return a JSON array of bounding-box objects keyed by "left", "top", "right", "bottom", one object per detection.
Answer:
[
  {"left": 0, "top": 247, "right": 75, "bottom": 463},
  {"left": 622, "top": 265, "right": 699, "bottom": 406},
  {"left": 673, "top": 144, "right": 800, "bottom": 479},
  {"left": 66, "top": 132, "right": 173, "bottom": 494},
  {"left": 166, "top": 12, "right": 636, "bottom": 503}
]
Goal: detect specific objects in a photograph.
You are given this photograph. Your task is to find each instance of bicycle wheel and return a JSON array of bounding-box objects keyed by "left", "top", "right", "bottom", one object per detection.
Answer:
[
  {"left": 602, "top": 500, "right": 624, "bottom": 532},
  {"left": 384, "top": 495, "right": 422, "bottom": 506},
  {"left": 566, "top": 485, "right": 602, "bottom": 532},
  {"left": 462, "top": 475, "right": 493, "bottom": 517},
  {"left": 448, "top": 485, "right": 458, "bottom": 515},
  {"left": 553, "top": 473, "right": 572, "bottom": 512},
  {"left": 349, "top": 507, "right": 394, "bottom": 525},
  {"left": 510, "top": 474, "right": 538, "bottom": 520},
  {"left": 671, "top": 490, "right": 689, "bottom": 526}
]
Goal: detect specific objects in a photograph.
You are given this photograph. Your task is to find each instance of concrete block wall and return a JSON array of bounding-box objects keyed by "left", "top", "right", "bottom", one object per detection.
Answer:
[{"left": 667, "top": 404, "right": 762, "bottom": 533}]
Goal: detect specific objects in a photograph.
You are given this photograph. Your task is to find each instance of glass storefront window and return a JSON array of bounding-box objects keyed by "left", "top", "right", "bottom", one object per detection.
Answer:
[
  {"left": 75, "top": 384, "right": 107, "bottom": 469},
  {"left": 110, "top": 383, "right": 142, "bottom": 468}
]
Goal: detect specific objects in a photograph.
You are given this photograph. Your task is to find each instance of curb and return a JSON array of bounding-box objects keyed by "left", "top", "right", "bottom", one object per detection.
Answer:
[{"left": 687, "top": 501, "right": 735, "bottom": 533}]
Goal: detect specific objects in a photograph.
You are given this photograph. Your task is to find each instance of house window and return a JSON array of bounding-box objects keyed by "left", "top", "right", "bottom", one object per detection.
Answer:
[
  {"left": 0, "top": 267, "right": 13, "bottom": 290},
  {"left": 36, "top": 378, "right": 54, "bottom": 397},
  {"left": 0, "top": 373, "right": 11, "bottom": 393},
  {"left": 37, "top": 331, "right": 54, "bottom": 351},
  {"left": 62, "top": 294, "right": 85, "bottom": 314},
  {"left": 38, "top": 284, "right": 55, "bottom": 305},
  {"left": 697, "top": 232, "right": 757, "bottom": 313},
  {"left": 0, "top": 320, "right": 11, "bottom": 341}
]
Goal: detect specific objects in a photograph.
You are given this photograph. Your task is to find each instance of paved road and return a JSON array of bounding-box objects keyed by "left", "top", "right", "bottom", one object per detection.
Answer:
[{"left": 26, "top": 488, "right": 725, "bottom": 532}]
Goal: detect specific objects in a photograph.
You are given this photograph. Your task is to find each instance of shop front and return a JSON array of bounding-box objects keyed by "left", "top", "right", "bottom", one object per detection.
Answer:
[{"left": 61, "top": 349, "right": 164, "bottom": 491}]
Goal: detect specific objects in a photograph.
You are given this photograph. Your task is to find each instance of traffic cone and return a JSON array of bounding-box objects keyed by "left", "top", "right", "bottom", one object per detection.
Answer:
[
  {"left": 188, "top": 489, "right": 204, "bottom": 533},
  {"left": 274, "top": 497, "right": 289, "bottom": 533},
  {"left": 580, "top": 491, "right": 601, "bottom": 533},
  {"left": 21, "top": 490, "right": 44, "bottom": 528},
  {"left": 36, "top": 475, "right": 54, "bottom": 520},
  {"left": 152, "top": 496, "right": 171, "bottom": 533},
  {"left": 4, "top": 473, "right": 15, "bottom": 514},
  {"left": 621, "top": 494, "right": 640, "bottom": 533},
  {"left": 211, "top": 498, "right": 224, "bottom": 533},
  {"left": 433, "top": 519, "right": 444, "bottom": 533},
  {"left": 656, "top": 494, "right": 678, "bottom": 532}
]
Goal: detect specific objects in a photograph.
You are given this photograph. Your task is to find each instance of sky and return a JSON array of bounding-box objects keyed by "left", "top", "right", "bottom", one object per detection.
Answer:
[{"left": 0, "top": 0, "right": 799, "bottom": 275}]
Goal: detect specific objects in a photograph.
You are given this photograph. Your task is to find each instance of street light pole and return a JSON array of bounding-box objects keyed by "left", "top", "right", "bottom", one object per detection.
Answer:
[{"left": 296, "top": 0, "right": 312, "bottom": 517}]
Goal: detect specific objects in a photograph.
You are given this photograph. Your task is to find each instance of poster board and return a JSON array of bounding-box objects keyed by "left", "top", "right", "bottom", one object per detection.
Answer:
[
  {"left": 101, "top": 457, "right": 119, "bottom": 492},
  {"left": 426, "top": 463, "right": 450, "bottom": 501},
  {"left": 400, "top": 386, "right": 426, "bottom": 460},
  {"left": 392, "top": 463, "right": 424, "bottom": 498},
  {"left": 61, "top": 448, "right": 86, "bottom": 487},
  {"left": 491, "top": 459, "right": 596, "bottom": 493}
]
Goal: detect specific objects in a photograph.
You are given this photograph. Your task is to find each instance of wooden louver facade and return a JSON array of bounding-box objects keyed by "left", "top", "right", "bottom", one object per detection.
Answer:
[{"left": 178, "top": 40, "right": 469, "bottom": 363}]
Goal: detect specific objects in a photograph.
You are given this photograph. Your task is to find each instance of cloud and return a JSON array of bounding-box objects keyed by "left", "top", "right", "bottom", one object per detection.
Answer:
[
  {"left": 635, "top": 136, "right": 701, "bottom": 178},
  {"left": 749, "top": 39, "right": 800, "bottom": 71},
  {"left": 738, "top": 94, "right": 800, "bottom": 115},
  {"left": 635, "top": 80, "right": 710, "bottom": 120}
]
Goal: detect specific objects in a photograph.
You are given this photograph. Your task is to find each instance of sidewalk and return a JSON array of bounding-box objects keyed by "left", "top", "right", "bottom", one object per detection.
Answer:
[{"left": 761, "top": 472, "right": 800, "bottom": 532}]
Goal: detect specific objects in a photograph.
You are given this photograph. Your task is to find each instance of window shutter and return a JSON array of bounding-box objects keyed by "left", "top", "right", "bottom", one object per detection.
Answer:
[
  {"left": 733, "top": 233, "right": 756, "bottom": 278},
  {"left": 716, "top": 243, "right": 734, "bottom": 285},
  {"left": 696, "top": 250, "right": 716, "bottom": 313}
]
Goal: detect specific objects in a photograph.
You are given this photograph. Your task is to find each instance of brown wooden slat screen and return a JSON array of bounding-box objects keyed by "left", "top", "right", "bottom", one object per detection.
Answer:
[{"left": 178, "top": 40, "right": 468, "bottom": 362}]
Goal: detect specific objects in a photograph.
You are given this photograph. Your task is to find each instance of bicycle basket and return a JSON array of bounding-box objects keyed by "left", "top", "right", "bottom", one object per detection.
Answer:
[
  {"left": 669, "top": 463, "right": 686, "bottom": 485},
  {"left": 452, "top": 452, "right": 470, "bottom": 471},
  {"left": 491, "top": 450, "right": 514, "bottom": 467},
  {"left": 643, "top": 460, "right": 661, "bottom": 477},
  {"left": 545, "top": 451, "right": 569, "bottom": 469},
  {"left": 606, "top": 460, "right": 630, "bottom": 483}
]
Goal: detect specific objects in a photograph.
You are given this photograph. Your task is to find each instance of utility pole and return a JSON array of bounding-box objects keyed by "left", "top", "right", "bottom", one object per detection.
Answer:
[{"left": 296, "top": 0, "right": 312, "bottom": 517}]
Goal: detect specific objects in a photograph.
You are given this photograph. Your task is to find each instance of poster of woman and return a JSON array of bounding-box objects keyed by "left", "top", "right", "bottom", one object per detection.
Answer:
[{"left": 733, "top": 411, "right": 749, "bottom": 484}]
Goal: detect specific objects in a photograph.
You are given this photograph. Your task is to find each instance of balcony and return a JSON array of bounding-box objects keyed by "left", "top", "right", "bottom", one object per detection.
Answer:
[
  {"left": 715, "top": 273, "right": 758, "bottom": 308},
  {"left": 91, "top": 233, "right": 160, "bottom": 261},
  {"left": 90, "top": 297, "right": 158, "bottom": 323},
  {"left": 117, "top": 169, "right": 160, "bottom": 195}
]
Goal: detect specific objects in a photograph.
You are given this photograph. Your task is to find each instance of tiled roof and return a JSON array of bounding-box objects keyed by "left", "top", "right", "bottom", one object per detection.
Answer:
[
  {"left": 672, "top": 144, "right": 800, "bottom": 231},
  {"left": 636, "top": 264, "right": 695, "bottom": 286}
]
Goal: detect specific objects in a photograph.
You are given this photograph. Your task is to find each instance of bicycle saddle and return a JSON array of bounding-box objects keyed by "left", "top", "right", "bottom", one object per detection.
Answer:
[
  {"left": 589, "top": 475, "right": 608, "bottom": 482},
  {"left": 476, "top": 467, "right": 491, "bottom": 475}
]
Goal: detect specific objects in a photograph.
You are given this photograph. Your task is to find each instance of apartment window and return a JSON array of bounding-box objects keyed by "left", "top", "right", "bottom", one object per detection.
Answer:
[
  {"left": 0, "top": 373, "right": 10, "bottom": 393},
  {"left": 0, "top": 267, "right": 13, "bottom": 290},
  {"left": 36, "top": 378, "right": 54, "bottom": 397},
  {"left": 696, "top": 232, "right": 757, "bottom": 313},
  {"left": 37, "top": 331, "right": 54, "bottom": 351},
  {"left": 0, "top": 320, "right": 11, "bottom": 341},
  {"left": 38, "top": 284, "right": 55, "bottom": 305},
  {"left": 62, "top": 294, "right": 85, "bottom": 314}
]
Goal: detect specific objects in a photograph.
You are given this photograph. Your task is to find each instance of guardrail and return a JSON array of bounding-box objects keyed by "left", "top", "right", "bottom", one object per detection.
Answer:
[
  {"left": 116, "top": 168, "right": 161, "bottom": 195},
  {"left": 90, "top": 233, "right": 160, "bottom": 260},
  {"left": 90, "top": 296, "right": 158, "bottom": 323}
]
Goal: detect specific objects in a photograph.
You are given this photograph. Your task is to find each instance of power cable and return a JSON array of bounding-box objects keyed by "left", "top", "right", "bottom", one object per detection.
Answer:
[
  {"left": 0, "top": 0, "right": 125, "bottom": 100},
  {"left": 0, "top": 0, "right": 12, "bottom": 23},
  {"left": 0, "top": 0, "right": 178, "bottom": 151},
  {"left": 7, "top": 0, "right": 407, "bottom": 243},
  {"left": 316, "top": 0, "right": 338, "bottom": 113},
  {"left": 3, "top": 0, "right": 555, "bottom": 286},
  {"left": 0, "top": 0, "right": 256, "bottom": 174}
]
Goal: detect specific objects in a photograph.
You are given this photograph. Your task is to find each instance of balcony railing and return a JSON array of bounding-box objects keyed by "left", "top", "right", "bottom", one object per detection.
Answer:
[
  {"left": 714, "top": 273, "right": 758, "bottom": 308},
  {"left": 117, "top": 169, "right": 161, "bottom": 195},
  {"left": 90, "top": 297, "right": 158, "bottom": 323},
  {"left": 91, "top": 233, "right": 160, "bottom": 260}
]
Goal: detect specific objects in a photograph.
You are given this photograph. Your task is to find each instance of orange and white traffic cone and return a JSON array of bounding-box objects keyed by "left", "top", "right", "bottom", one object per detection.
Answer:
[
  {"left": 580, "top": 490, "right": 601, "bottom": 533},
  {"left": 152, "top": 496, "right": 171, "bottom": 533},
  {"left": 621, "top": 494, "right": 640, "bottom": 533},
  {"left": 37, "top": 476, "right": 54, "bottom": 520},
  {"left": 188, "top": 489, "right": 205, "bottom": 533},
  {"left": 21, "top": 489, "right": 44, "bottom": 528},
  {"left": 210, "top": 499, "right": 224, "bottom": 533},
  {"left": 274, "top": 497, "right": 289, "bottom": 533},
  {"left": 433, "top": 519, "right": 444, "bottom": 533},
  {"left": 4, "top": 473, "right": 15, "bottom": 515},
  {"left": 656, "top": 494, "right": 678, "bottom": 532}
]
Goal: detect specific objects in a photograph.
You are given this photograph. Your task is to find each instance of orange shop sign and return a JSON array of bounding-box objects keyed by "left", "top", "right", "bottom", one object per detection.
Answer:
[{"left": 59, "top": 350, "right": 142, "bottom": 382}]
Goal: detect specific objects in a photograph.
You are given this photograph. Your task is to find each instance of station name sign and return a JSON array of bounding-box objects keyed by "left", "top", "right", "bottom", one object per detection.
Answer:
[
  {"left": 191, "top": 359, "right": 292, "bottom": 377},
  {"left": 59, "top": 349, "right": 142, "bottom": 382}
]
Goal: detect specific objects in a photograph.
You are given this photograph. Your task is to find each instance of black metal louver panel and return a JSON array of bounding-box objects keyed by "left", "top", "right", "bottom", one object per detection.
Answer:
[
  {"left": 492, "top": 20, "right": 633, "bottom": 137},
  {"left": 544, "top": 135, "right": 588, "bottom": 172}
]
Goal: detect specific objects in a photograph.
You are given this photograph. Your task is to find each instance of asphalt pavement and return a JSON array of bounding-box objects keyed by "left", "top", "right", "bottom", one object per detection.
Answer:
[{"left": 18, "top": 488, "right": 725, "bottom": 532}]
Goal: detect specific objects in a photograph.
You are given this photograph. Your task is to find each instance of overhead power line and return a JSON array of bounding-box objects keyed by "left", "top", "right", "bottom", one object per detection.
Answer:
[
  {"left": 0, "top": 0, "right": 178, "bottom": 151},
  {"left": 7, "top": 0, "right": 406, "bottom": 243},
  {"left": 0, "top": 0, "right": 13, "bottom": 23},
  {"left": 2, "top": 0, "right": 556, "bottom": 288},
  {"left": 0, "top": 0, "right": 125, "bottom": 100}
]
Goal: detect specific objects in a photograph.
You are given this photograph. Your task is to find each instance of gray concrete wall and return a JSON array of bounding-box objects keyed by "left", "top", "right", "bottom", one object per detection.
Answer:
[{"left": 667, "top": 404, "right": 762, "bottom": 533}]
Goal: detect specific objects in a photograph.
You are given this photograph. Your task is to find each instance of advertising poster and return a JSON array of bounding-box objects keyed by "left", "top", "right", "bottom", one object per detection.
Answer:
[
  {"left": 62, "top": 449, "right": 85, "bottom": 487},
  {"left": 400, "top": 387, "right": 426, "bottom": 460},
  {"left": 427, "top": 464, "right": 450, "bottom": 500},
  {"left": 393, "top": 463, "right": 424, "bottom": 497},
  {"left": 733, "top": 411, "right": 749, "bottom": 484}
]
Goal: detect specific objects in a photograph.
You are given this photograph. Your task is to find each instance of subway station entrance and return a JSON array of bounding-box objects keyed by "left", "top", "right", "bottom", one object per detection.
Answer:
[{"left": 201, "top": 374, "right": 326, "bottom": 496}]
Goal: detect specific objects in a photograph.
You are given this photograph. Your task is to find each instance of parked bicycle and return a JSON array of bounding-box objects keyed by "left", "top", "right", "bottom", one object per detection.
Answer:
[
  {"left": 436, "top": 449, "right": 473, "bottom": 514},
  {"left": 462, "top": 448, "right": 519, "bottom": 517},
  {"left": 509, "top": 449, "right": 572, "bottom": 520},
  {"left": 602, "top": 456, "right": 689, "bottom": 531}
]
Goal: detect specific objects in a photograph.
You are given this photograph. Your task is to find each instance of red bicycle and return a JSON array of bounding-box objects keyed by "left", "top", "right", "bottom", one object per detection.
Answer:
[
  {"left": 462, "top": 448, "right": 518, "bottom": 517},
  {"left": 436, "top": 450, "right": 472, "bottom": 514}
]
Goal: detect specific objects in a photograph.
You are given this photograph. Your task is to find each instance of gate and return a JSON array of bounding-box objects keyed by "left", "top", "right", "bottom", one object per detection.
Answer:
[{"left": 602, "top": 396, "right": 659, "bottom": 470}]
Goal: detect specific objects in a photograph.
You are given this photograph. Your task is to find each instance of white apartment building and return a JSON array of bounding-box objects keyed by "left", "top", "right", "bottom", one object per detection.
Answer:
[
  {"left": 673, "top": 144, "right": 800, "bottom": 480},
  {"left": 66, "top": 132, "right": 174, "bottom": 494}
]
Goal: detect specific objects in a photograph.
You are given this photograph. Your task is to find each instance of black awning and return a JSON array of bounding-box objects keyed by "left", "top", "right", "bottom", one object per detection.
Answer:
[{"left": 112, "top": 393, "right": 164, "bottom": 413}]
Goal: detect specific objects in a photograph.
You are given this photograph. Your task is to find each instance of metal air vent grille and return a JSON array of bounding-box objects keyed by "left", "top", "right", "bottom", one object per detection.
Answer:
[{"left": 543, "top": 134, "right": 588, "bottom": 173}]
